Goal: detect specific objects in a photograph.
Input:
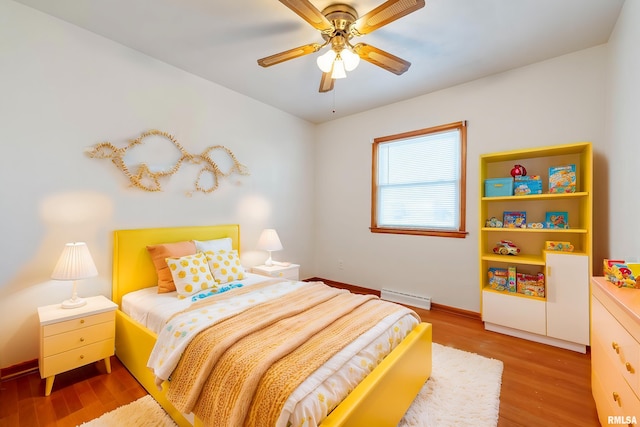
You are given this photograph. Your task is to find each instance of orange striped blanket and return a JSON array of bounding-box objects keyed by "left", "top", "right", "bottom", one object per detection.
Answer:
[{"left": 163, "top": 280, "right": 418, "bottom": 426}]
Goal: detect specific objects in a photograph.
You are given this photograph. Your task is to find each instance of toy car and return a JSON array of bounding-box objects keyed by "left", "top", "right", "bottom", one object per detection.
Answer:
[
  {"left": 485, "top": 217, "right": 503, "bottom": 228},
  {"left": 493, "top": 240, "right": 520, "bottom": 255}
]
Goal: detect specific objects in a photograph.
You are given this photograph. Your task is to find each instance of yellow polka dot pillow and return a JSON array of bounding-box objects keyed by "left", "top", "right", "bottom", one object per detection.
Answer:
[
  {"left": 165, "top": 252, "right": 218, "bottom": 299},
  {"left": 203, "top": 249, "right": 245, "bottom": 284}
]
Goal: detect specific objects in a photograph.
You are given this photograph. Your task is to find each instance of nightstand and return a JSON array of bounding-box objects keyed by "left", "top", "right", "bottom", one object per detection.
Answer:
[
  {"left": 37, "top": 295, "right": 117, "bottom": 396},
  {"left": 251, "top": 263, "right": 300, "bottom": 280}
]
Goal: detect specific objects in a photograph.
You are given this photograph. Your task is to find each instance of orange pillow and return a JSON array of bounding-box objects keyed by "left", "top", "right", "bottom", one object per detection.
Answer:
[{"left": 146, "top": 241, "right": 196, "bottom": 293}]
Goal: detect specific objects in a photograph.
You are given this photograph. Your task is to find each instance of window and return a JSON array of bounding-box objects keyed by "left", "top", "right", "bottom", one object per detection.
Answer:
[{"left": 371, "top": 121, "right": 467, "bottom": 238}]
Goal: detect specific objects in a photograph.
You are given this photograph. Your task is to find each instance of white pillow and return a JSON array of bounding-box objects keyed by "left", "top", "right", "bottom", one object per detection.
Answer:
[
  {"left": 203, "top": 249, "right": 246, "bottom": 284},
  {"left": 193, "top": 238, "right": 233, "bottom": 253},
  {"left": 165, "top": 252, "right": 219, "bottom": 299}
]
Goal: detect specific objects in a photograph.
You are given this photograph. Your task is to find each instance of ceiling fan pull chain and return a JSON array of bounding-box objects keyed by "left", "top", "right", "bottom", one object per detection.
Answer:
[{"left": 332, "top": 86, "right": 337, "bottom": 114}]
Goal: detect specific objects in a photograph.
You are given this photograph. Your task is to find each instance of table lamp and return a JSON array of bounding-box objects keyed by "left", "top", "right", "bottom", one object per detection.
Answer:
[
  {"left": 51, "top": 242, "right": 98, "bottom": 309},
  {"left": 257, "top": 229, "right": 283, "bottom": 267}
]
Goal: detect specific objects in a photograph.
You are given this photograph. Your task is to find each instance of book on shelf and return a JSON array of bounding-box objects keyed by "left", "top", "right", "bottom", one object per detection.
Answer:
[{"left": 503, "top": 211, "right": 526, "bottom": 228}]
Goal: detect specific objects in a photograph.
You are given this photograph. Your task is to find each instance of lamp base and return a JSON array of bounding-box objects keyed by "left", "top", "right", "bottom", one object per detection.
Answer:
[
  {"left": 265, "top": 251, "right": 274, "bottom": 266},
  {"left": 61, "top": 297, "right": 87, "bottom": 309}
]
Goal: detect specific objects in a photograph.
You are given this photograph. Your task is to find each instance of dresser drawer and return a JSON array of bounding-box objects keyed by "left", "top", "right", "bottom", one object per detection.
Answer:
[
  {"left": 40, "top": 338, "right": 115, "bottom": 378},
  {"left": 593, "top": 370, "right": 622, "bottom": 426},
  {"left": 592, "top": 296, "right": 640, "bottom": 395},
  {"left": 43, "top": 311, "right": 115, "bottom": 337},
  {"left": 593, "top": 338, "right": 640, "bottom": 426},
  {"left": 272, "top": 269, "right": 299, "bottom": 280},
  {"left": 43, "top": 321, "right": 115, "bottom": 357},
  {"left": 251, "top": 265, "right": 300, "bottom": 281}
]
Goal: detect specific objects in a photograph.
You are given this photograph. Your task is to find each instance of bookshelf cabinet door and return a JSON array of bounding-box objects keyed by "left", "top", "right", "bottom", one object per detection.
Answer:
[{"left": 545, "top": 252, "right": 589, "bottom": 345}]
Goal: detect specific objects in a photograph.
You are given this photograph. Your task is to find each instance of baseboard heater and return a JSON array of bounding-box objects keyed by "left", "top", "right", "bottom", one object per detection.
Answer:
[{"left": 381, "top": 289, "right": 431, "bottom": 310}]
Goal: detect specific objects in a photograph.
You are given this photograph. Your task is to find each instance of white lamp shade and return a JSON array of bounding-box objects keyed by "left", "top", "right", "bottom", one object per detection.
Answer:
[
  {"left": 257, "top": 229, "right": 283, "bottom": 252},
  {"left": 51, "top": 242, "right": 98, "bottom": 280},
  {"left": 341, "top": 48, "right": 360, "bottom": 71},
  {"left": 331, "top": 56, "right": 347, "bottom": 79},
  {"left": 257, "top": 229, "right": 283, "bottom": 267},
  {"left": 317, "top": 49, "right": 337, "bottom": 73}
]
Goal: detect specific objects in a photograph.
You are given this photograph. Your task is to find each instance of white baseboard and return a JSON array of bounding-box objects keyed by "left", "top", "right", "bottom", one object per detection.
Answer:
[{"left": 381, "top": 289, "right": 431, "bottom": 310}]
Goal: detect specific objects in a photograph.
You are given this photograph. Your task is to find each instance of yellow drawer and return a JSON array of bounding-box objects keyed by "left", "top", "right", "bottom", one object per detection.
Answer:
[
  {"left": 43, "top": 321, "right": 115, "bottom": 357},
  {"left": 43, "top": 311, "right": 115, "bottom": 337},
  {"left": 40, "top": 338, "right": 114, "bottom": 378},
  {"left": 593, "top": 339, "right": 640, "bottom": 425},
  {"left": 593, "top": 370, "right": 622, "bottom": 426},
  {"left": 592, "top": 297, "right": 640, "bottom": 395}
]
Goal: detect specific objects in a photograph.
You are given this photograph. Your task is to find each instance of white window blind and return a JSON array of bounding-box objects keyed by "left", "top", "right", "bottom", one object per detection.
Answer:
[{"left": 374, "top": 126, "right": 463, "bottom": 232}]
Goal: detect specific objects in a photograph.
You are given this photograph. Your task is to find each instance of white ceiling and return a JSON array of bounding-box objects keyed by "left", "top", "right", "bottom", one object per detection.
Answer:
[{"left": 15, "top": 0, "right": 624, "bottom": 124}]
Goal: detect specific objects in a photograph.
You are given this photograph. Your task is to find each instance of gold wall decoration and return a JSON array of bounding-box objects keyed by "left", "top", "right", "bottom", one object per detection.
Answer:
[{"left": 86, "top": 129, "right": 250, "bottom": 195}]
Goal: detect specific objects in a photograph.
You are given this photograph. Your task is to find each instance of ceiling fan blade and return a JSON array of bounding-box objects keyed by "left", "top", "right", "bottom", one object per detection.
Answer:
[
  {"left": 257, "top": 43, "right": 322, "bottom": 67},
  {"left": 319, "top": 72, "right": 334, "bottom": 93},
  {"left": 279, "top": 0, "right": 333, "bottom": 31},
  {"left": 352, "top": 0, "right": 425, "bottom": 35},
  {"left": 353, "top": 43, "right": 411, "bottom": 75}
]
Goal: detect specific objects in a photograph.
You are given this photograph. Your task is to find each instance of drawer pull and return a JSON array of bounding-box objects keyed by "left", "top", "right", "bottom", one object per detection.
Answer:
[
  {"left": 626, "top": 362, "right": 635, "bottom": 374},
  {"left": 613, "top": 391, "right": 621, "bottom": 406},
  {"left": 80, "top": 337, "right": 85, "bottom": 342},
  {"left": 80, "top": 354, "right": 84, "bottom": 360},
  {"left": 80, "top": 319, "right": 85, "bottom": 324},
  {"left": 612, "top": 342, "right": 620, "bottom": 353}
]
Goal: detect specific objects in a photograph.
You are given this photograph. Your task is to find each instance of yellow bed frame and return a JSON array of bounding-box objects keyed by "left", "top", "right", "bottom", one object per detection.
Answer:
[{"left": 112, "top": 224, "right": 432, "bottom": 427}]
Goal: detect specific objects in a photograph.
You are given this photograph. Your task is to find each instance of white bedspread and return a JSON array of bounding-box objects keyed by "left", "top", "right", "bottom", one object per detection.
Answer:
[{"left": 121, "top": 275, "right": 418, "bottom": 426}]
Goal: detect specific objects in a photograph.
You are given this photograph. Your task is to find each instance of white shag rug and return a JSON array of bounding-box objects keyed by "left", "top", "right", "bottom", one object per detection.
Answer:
[
  {"left": 398, "top": 343, "right": 503, "bottom": 427},
  {"left": 79, "top": 343, "right": 502, "bottom": 427},
  {"left": 77, "top": 395, "right": 177, "bottom": 427}
]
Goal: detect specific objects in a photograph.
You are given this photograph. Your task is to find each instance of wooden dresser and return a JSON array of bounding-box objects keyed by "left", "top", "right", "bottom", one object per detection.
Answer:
[{"left": 591, "top": 276, "right": 640, "bottom": 426}]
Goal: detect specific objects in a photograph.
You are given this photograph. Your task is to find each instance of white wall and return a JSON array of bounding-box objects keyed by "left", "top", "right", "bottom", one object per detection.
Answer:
[
  {"left": 314, "top": 46, "right": 608, "bottom": 312},
  {"left": 2, "top": 0, "right": 635, "bottom": 371},
  {"left": 0, "top": 2, "right": 315, "bottom": 369},
  {"left": 606, "top": 0, "right": 640, "bottom": 262}
]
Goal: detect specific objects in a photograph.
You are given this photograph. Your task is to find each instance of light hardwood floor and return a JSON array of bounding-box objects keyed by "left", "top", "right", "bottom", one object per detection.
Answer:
[{"left": 0, "top": 306, "right": 598, "bottom": 426}]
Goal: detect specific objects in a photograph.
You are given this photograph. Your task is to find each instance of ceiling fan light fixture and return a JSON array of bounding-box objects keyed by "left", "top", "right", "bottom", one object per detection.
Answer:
[
  {"left": 341, "top": 48, "right": 360, "bottom": 71},
  {"left": 331, "top": 55, "right": 347, "bottom": 79},
  {"left": 317, "top": 49, "right": 337, "bottom": 73},
  {"left": 258, "top": 0, "right": 425, "bottom": 93}
]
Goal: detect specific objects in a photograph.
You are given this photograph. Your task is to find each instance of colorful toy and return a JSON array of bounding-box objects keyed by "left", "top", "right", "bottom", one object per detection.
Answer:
[
  {"left": 549, "top": 164, "right": 576, "bottom": 193},
  {"left": 508, "top": 266, "right": 517, "bottom": 293},
  {"left": 545, "top": 211, "right": 569, "bottom": 229},
  {"left": 527, "top": 222, "right": 544, "bottom": 229},
  {"left": 514, "top": 175, "right": 543, "bottom": 196},
  {"left": 487, "top": 267, "right": 508, "bottom": 291},
  {"left": 545, "top": 241, "right": 574, "bottom": 252},
  {"left": 503, "top": 211, "right": 527, "bottom": 228},
  {"left": 493, "top": 240, "right": 520, "bottom": 255},
  {"left": 485, "top": 217, "right": 503, "bottom": 228},
  {"left": 604, "top": 259, "right": 640, "bottom": 288},
  {"left": 510, "top": 164, "right": 527, "bottom": 178},
  {"left": 517, "top": 272, "right": 545, "bottom": 297}
]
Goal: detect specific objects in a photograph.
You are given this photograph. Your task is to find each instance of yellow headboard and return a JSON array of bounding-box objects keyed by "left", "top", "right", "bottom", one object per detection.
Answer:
[{"left": 112, "top": 224, "right": 240, "bottom": 307}]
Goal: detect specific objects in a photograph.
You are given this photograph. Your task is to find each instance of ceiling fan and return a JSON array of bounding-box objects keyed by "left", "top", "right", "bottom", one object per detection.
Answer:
[{"left": 257, "top": 0, "right": 426, "bottom": 92}]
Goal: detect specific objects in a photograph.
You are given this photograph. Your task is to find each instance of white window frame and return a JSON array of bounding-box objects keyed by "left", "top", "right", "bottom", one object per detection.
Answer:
[{"left": 371, "top": 121, "right": 468, "bottom": 238}]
